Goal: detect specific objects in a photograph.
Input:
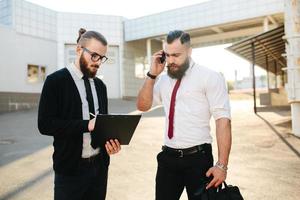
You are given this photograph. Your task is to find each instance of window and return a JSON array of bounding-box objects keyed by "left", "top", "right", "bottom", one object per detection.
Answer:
[
  {"left": 105, "top": 51, "right": 116, "bottom": 65},
  {"left": 40, "top": 66, "right": 46, "bottom": 81},
  {"left": 27, "top": 64, "right": 46, "bottom": 83},
  {"left": 134, "top": 56, "right": 148, "bottom": 79}
]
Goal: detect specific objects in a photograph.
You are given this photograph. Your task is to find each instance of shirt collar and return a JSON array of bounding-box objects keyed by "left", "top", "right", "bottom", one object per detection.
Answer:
[
  {"left": 68, "top": 62, "right": 84, "bottom": 80},
  {"left": 185, "top": 58, "right": 195, "bottom": 76}
]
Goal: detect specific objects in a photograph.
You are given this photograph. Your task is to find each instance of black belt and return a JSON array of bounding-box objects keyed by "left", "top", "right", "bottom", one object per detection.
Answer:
[
  {"left": 81, "top": 154, "right": 99, "bottom": 164},
  {"left": 162, "top": 143, "right": 211, "bottom": 157}
]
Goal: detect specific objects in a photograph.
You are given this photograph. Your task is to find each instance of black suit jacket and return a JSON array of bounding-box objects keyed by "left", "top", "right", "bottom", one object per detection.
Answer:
[{"left": 38, "top": 68, "right": 110, "bottom": 175}]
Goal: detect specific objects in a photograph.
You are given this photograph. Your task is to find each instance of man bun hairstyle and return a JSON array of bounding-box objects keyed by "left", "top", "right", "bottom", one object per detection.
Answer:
[
  {"left": 76, "top": 28, "right": 108, "bottom": 46},
  {"left": 77, "top": 28, "right": 87, "bottom": 43},
  {"left": 166, "top": 30, "right": 191, "bottom": 47}
]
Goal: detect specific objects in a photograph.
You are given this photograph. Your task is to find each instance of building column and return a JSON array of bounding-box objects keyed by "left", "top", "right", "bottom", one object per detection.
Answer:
[
  {"left": 274, "top": 61, "right": 278, "bottom": 88},
  {"left": 147, "top": 39, "right": 152, "bottom": 69},
  {"left": 284, "top": 0, "right": 300, "bottom": 137},
  {"left": 266, "top": 55, "right": 270, "bottom": 90},
  {"left": 251, "top": 42, "right": 257, "bottom": 113}
]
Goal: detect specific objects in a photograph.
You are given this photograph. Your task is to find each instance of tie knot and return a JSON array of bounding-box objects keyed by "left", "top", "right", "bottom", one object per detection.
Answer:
[{"left": 82, "top": 75, "right": 89, "bottom": 81}]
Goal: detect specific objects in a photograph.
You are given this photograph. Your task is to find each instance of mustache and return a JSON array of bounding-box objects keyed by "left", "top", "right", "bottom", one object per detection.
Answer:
[
  {"left": 91, "top": 64, "right": 99, "bottom": 69},
  {"left": 167, "top": 63, "right": 178, "bottom": 68}
]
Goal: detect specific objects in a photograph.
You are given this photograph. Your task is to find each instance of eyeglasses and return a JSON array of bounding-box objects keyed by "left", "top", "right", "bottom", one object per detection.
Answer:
[{"left": 81, "top": 47, "right": 108, "bottom": 63}]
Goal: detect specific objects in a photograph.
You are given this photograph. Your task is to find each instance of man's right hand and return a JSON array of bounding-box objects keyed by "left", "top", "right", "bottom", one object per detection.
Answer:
[
  {"left": 150, "top": 50, "right": 166, "bottom": 76},
  {"left": 88, "top": 118, "right": 96, "bottom": 132}
]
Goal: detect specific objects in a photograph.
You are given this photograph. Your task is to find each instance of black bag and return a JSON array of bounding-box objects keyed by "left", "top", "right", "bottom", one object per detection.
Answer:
[{"left": 195, "top": 182, "right": 244, "bottom": 200}]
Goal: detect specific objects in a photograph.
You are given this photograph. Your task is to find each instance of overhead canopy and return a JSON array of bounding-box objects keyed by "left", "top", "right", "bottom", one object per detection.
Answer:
[{"left": 226, "top": 25, "right": 286, "bottom": 75}]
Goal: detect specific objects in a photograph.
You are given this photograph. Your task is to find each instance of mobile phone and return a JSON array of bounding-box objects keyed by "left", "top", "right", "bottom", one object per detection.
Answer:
[{"left": 160, "top": 51, "right": 166, "bottom": 63}]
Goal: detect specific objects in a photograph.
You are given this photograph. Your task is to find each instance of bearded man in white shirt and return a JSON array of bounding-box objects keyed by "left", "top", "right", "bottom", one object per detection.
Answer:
[{"left": 136, "top": 30, "right": 232, "bottom": 200}]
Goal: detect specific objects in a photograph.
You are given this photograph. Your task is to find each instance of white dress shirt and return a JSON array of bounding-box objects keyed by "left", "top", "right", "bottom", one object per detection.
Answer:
[
  {"left": 67, "top": 63, "right": 100, "bottom": 158},
  {"left": 153, "top": 59, "right": 231, "bottom": 149}
]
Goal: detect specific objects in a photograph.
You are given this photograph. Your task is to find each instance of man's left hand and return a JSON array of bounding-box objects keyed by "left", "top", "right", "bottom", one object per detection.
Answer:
[
  {"left": 205, "top": 166, "right": 227, "bottom": 189},
  {"left": 105, "top": 139, "right": 121, "bottom": 155}
]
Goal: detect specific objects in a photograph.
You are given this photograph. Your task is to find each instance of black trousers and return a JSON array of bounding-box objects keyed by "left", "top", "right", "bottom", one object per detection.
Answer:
[
  {"left": 155, "top": 144, "right": 213, "bottom": 200},
  {"left": 54, "top": 155, "right": 108, "bottom": 200}
]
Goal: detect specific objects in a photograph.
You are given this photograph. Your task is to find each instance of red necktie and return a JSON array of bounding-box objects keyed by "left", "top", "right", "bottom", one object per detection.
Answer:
[{"left": 168, "top": 79, "right": 181, "bottom": 139}]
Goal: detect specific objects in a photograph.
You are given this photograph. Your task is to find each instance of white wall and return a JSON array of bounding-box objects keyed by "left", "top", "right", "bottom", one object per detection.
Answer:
[
  {"left": 99, "top": 46, "right": 121, "bottom": 98},
  {"left": 0, "top": 26, "right": 57, "bottom": 93}
]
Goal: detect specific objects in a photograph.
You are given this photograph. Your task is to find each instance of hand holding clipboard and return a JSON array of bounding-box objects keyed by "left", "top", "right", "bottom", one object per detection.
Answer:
[{"left": 88, "top": 113, "right": 122, "bottom": 155}]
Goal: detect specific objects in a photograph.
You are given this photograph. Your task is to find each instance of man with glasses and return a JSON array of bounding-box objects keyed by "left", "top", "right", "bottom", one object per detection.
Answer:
[
  {"left": 137, "top": 30, "right": 232, "bottom": 200},
  {"left": 38, "top": 28, "right": 121, "bottom": 200}
]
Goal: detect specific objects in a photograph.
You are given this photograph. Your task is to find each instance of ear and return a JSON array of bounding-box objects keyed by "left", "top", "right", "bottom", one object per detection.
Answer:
[{"left": 76, "top": 45, "right": 82, "bottom": 57}]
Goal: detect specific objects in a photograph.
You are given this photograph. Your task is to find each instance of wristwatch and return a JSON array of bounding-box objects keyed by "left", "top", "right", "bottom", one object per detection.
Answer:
[
  {"left": 146, "top": 71, "right": 157, "bottom": 80},
  {"left": 215, "top": 161, "right": 228, "bottom": 171}
]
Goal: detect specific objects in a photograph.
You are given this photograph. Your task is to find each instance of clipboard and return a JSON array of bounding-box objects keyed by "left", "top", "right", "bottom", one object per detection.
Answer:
[{"left": 92, "top": 114, "right": 142, "bottom": 145}]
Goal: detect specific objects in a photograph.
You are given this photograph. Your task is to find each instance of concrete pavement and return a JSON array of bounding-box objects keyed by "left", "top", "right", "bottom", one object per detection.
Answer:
[{"left": 0, "top": 99, "right": 300, "bottom": 200}]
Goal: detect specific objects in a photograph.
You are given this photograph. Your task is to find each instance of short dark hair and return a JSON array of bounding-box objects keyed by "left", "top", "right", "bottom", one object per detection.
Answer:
[
  {"left": 76, "top": 28, "right": 107, "bottom": 46},
  {"left": 166, "top": 30, "right": 191, "bottom": 46}
]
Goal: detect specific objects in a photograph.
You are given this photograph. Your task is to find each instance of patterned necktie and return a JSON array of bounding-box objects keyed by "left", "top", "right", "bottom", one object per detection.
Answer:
[
  {"left": 82, "top": 76, "right": 95, "bottom": 119},
  {"left": 168, "top": 79, "right": 181, "bottom": 139}
]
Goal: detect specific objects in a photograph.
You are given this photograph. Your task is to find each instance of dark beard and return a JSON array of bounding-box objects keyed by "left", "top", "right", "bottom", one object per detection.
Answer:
[
  {"left": 79, "top": 54, "right": 98, "bottom": 78},
  {"left": 167, "top": 58, "right": 189, "bottom": 79}
]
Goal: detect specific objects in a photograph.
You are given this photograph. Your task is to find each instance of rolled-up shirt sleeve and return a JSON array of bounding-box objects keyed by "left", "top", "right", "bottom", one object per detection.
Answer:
[{"left": 205, "top": 72, "right": 231, "bottom": 120}]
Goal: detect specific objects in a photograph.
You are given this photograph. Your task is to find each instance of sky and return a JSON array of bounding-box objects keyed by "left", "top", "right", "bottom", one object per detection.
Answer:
[
  {"left": 192, "top": 44, "right": 265, "bottom": 81},
  {"left": 26, "top": 0, "right": 265, "bottom": 81}
]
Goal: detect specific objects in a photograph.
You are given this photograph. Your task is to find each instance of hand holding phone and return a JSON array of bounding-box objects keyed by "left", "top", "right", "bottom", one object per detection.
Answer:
[
  {"left": 150, "top": 50, "right": 166, "bottom": 77},
  {"left": 159, "top": 51, "right": 166, "bottom": 64}
]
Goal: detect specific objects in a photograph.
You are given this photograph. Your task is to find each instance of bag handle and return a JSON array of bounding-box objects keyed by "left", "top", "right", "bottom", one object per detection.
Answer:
[{"left": 217, "top": 181, "right": 229, "bottom": 192}]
